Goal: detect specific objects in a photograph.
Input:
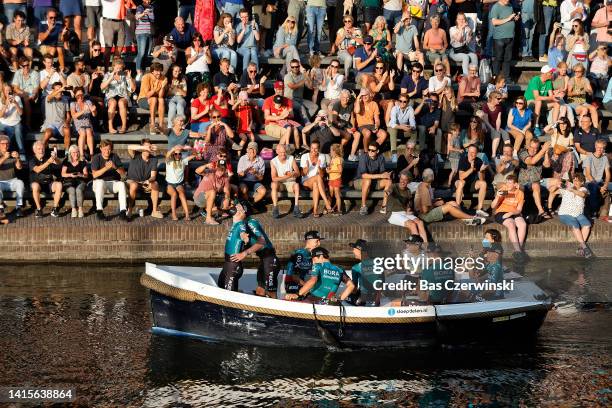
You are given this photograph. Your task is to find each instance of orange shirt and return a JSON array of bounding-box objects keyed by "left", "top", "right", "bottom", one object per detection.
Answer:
[
  {"left": 495, "top": 188, "right": 525, "bottom": 214},
  {"left": 355, "top": 100, "right": 379, "bottom": 127}
]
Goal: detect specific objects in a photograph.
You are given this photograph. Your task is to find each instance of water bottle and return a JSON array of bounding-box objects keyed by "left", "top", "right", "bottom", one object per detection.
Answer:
[{"left": 139, "top": 209, "right": 144, "bottom": 217}]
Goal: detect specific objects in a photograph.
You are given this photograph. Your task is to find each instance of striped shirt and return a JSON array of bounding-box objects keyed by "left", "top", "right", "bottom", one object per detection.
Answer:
[{"left": 135, "top": 5, "right": 154, "bottom": 35}]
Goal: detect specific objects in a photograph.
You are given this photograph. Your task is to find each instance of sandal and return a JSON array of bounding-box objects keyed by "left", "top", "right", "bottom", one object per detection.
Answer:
[
  {"left": 538, "top": 211, "right": 552, "bottom": 220},
  {"left": 118, "top": 127, "right": 127, "bottom": 134},
  {"left": 313, "top": 212, "right": 321, "bottom": 218},
  {"left": 108, "top": 128, "right": 118, "bottom": 134},
  {"left": 322, "top": 207, "right": 332, "bottom": 215}
]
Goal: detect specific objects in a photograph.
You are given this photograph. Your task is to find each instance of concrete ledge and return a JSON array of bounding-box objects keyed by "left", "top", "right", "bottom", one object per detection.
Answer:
[{"left": 0, "top": 212, "right": 610, "bottom": 263}]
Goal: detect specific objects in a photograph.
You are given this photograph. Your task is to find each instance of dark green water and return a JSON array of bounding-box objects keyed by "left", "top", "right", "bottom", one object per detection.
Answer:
[{"left": 0, "top": 260, "right": 610, "bottom": 407}]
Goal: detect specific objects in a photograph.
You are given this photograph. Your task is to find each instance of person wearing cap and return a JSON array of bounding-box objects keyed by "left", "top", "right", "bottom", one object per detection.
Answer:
[
  {"left": 348, "top": 239, "right": 379, "bottom": 306},
  {"left": 0, "top": 134, "right": 25, "bottom": 218},
  {"left": 219, "top": 201, "right": 255, "bottom": 291},
  {"left": 273, "top": 16, "right": 301, "bottom": 72},
  {"left": 284, "top": 58, "right": 318, "bottom": 123},
  {"left": 490, "top": 0, "right": 519, "bottom": 80},
  {"left": 415, "top": 168, "right": 486, "bottom": 225},
  {"left": 301, "top": 110, "right": 341, "bottom": 153},
  {"left": 263, "top": 85, "right": 300, "bottom": 148},
  {"left": 353, "top": 141, "right": 392, "bottom": 216},
  {"left": 212, "top": 13, "right": 238, "bottom": 72},
  {"left": 237, "top": 141, "right": 267, "bottom": 206},
  {"left": 137, "top": 62, "right": 167, "bottom": 136},
  {"left": 418, "top": 243, "right": 454, "bottom": 304},
  {"left": 354, "top": 35, "right": 378, "bottom": 81},
  {"left": 270, "top": 143, "right": 304, "bottom": 219},
  {"left": 387, "top": 171, "right": 428, "bottom": 242},
  {"left": 152, "top": 35, "right": 178, "bottom": 76},
  {"left": 285, "top": 230, "right": 322, "bottom": 294},
  {"left": 354, "top": 88, "right": 388, "bottom": 151},
  {"left": 523, "top": 65, "right": 561, "bottom": 131},
  {"left": 285, "top": 246, "right": 355, "bottom": 303}
]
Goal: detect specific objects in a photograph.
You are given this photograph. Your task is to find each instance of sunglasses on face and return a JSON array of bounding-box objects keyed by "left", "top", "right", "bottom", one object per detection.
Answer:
[
  {"left": 368, "top": 149, "right": 377, "bottom": 153},
  {"left": 435, "top": 69, "right": 444, "bottom": 72},
  {"left": 48, "top": 16, "right": 56, "bottom": 20},
  {"left": 375, "top": 66, "right": 384, "bottom": 70},
  {"left": 516, "top": 101, "right": 524, "bottom": 105},
  {"left": 412, "top": 69, "right": 422, "bottom": 73},
  {"left": 344, "top": 20, "right": 352, "bottom": 23},
  {"left": 290, "top": 65, "right": 300, "bottom": 69},
  {"left": 248, "top": 70, "right": 256, "bottom": 73},
  {"left": 21, "top": 64, "right": 29, "bottom": 67},
  {"left": 211, "top": 116, "right": 220, "bottom": 119}
]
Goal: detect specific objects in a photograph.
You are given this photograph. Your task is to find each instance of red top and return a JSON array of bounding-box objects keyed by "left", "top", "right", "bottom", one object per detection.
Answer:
[
  {"left": 210, "top": 95, "right": 230, "bottom": 119},
  {"left": 235, "top": 103, "right": 254, "bottom": 133},
  {"left": 191, "top": 97, "right": 210, "bottom": 124},
  {"left": 262, "top": 96, "right": 293, "bottom": 125}
]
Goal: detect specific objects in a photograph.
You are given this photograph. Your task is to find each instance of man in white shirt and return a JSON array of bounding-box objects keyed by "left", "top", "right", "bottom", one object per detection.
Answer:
[
  {"left": 559, "top": 0, "right": 587, "bottom": 35},
  {"left": 387, "top": 93, "right": 416, "bottom": 163},
  {"left": 270, "top": 144, "right": 303, "bottom": 218}
]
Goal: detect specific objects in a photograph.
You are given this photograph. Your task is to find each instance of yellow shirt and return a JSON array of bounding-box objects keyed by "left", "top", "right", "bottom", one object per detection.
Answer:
[
  {"left": 328, "top": 157, "right": 343, "bottom": 181},
  {"left": 138, "top": 73, "right": 164, "bottom": 100},
  {"left": 355, "top": 100, "right": 380, "bottom": 127}
]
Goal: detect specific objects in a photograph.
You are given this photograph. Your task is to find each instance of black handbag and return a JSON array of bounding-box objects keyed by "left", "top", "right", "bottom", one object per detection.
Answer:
[{"left": 453, "top": 45, "right": 471, "bottom": 54}]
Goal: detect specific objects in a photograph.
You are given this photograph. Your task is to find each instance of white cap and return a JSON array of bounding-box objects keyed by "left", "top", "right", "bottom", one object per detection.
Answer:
[{"left": 540, "top": 65, "right": 555, "bottom": 74}]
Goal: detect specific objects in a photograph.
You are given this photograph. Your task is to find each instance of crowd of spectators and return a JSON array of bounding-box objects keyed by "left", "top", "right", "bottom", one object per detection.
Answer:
[{"left": 0, "top": 0, "right": 609, "bottom": 257}]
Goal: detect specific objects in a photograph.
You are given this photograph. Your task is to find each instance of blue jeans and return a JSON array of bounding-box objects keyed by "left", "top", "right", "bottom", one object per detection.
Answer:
[
  {"left": 0, "top": 123, "right": 24, "bottom": 155},
  {"left": 167, "top": 95, "right": 187, "bottom": 127},
  {"left": 136, "top": 34, "right": 153, "bottom": 72},
  {"left": 178, "top": 5, "right": 195, "bottom": 22},
  {"left": 306, "top": 6, "right": 326, "bottom": 53},
  {"left": 559, "top": 214, "right": 591, "bottom": 229},
  {"left": 3, "top": 3, "right": 27, "bottom": 26},
  {"left": 383, "top": 9, "right": 402, "bottom": 30},
  {"left": 237, "top": 46, "right": 259, "bottom": 71},
  {"left": 539, "top": 6, "right": 556, "bottom": 57},
  {"left": 521, "top": 14, "right": 535, "bottom": 57},
  {"left": 586, "top": 181, "right": 606, "bottom": 216},
  {"left": 223, "top": 3, "right": 243, "bottom": 25},
  {"left": 212, "top": 47, "right": 238, "bottom": 71}
]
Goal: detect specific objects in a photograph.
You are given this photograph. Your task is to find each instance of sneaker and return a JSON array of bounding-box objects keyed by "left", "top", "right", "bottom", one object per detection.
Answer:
[
  {"left": 534, "top": 126, "right": 542, "bottom": 138},
  {"left": 150, "top": 125, "right": 157, "bottom": 135},
  {"left": 13, "top": 207, "right": 23, "bottom": 218},
  {"left": 151, "top": 210, "right": 164, "bottom": 219},
  {"left": 50, "top": 207, "right": 59, "bottom": 217},
  {"left": 272, "top": 206, "right": 280, "bottom": 219},
  {"left": 538, "top": 54, "right": 548, "bottom": 63},
  {"left": 463, "top": 217, "right": 485, "bottom": 226},
  {"left": 199, "top": 209, "right": 207, "bottom": 218},
  {"left": 78, "top": 208, "right": 84, "bottom": 218},
  {"left": 35, "top": 208, "right": 43, "bottom": 218},
  {"left": 71, "top": 208, "right": 78, "bottom": 218},
  {"left": 96, "top": 210, "right": 106, "bottom": 221},
  {"left": 135, "top": 72, "right": 142, "bottom": 82},
  {"left": 512, "top": 151, "right": 519, "bottom": 160},
  {"left": 359, "top": 206, "right": 368, "bottom": 216},
  {"left": 231, "top": 143, "right": 242, "bottom": 151},
  {"left": 119, "top": 209, "right": 128, "bottom": 221},
  {"left": 19, "top": 154, "right": 26, "bottom": 162},
  {"left": 348, "top": 154, "right": 358, "bottom": 162},
  {"left": 391, "top": 153, "right": 398, "bottom": 163},
  {"left": 583, "top": 247, "right": 594, "bottom": 258},
  {"left": 379, "top": 205, "right": 387, "bottom": 214},
  {"left": 293, "top": 207, "right": 303, "bottom": 218},
  {"left": 600, "top": 216, "right": 611, "bottom": 223},
  {"left": 476, "top": 209, "right": 489, "bottom": 218}
]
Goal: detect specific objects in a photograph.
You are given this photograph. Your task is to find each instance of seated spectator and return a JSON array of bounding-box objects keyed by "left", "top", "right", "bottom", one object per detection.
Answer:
[
  {"left": 212, "top": 58, "right": 239, "bottom": 94},
  {"left": 388, "top": 93, "right": 416, "bottom": 163},
  {"left": 301, "top": 110, "right": 341, "bottom": 154},
  {"left": 354, "top": 88, "right": 387, "bottom": 151},
  {"left": 583, "top": 139, "right": 611, "bottom": 219},
  {"left": 354, "top": 35, "right": 378, "bottom": 83},
  {"left": 518, "top": 139, "right": 559, "bottom": 220},
  {"left": 329, "top": 90, "right": 361, "bottom": 161},
  {"left": 449, "top": 12, "right": 478, "bottom": 76},
  {"left": 152, "top": 35, "right": 178, "bottom": 76},
  {"left": 212, "top": 13, "right": 238, "bottom": 71},
  {"left": 39, "top": 54, "right": 67, "bottom": 104},
  {"left": 235, "top": 9, "right": 260, "bottom": 70},
  {"left": 415, "top": 168, "right": 485, "bottom": 225},
  {"left": 446, "top": 123, "right": 463, "bottom": 187},
  {"left": 333, "top": 15, "right": 363, "bottom": 77},
  {"left": 202, "top": 111, "right": 234, "bottom": 162},
  {"left": 239, "top": 62, "right": 266, "bottom": 104},
  {"left": 400, "top": 62, "right": 428, "bottom": 103},
  {"left": 574, "top": 114, "right": 602, "bottom": 161},
  {"left": 61, "top": 144, "right": 88, "bottom": 218},
  {"left": 67, "top": 58, "right": 90, "bottom": 94},
  {"left": 70, "top": 86, "right": 96, "bottom": 159},
  {"left": 365, "top": 61, "right": 396, "bottom": 122},
  {"left": 415, "top": 94, "right": 442, "bottom": 153},
  {"left": 41, "top": 82, "right": 71, "bottom": 152},
  {"left": 237, "top": 142, "right": 266, "bottom": 205},
  {"left": 368, "top": 16, "right": 393, "bottom": 66},
  {"left": 566, "top": 19, "right": 589, "bottom": 71},
  {"left": 127, "top": 140, "right": 162, "bottom": 219},
  {"left": 524, "top": 65, "right": 561, "bottom": 131},
  {"left": 506, "top": 96, "right": 533, "bottom": 156},
  {"left": 543, "top": 117, "right": 575, "bottom": 180},
  {"left": 167, "top": 116, "right": 202, "bottom": 152},
  {"left": 455, "top": 144, "right": 489, "bottom": 218},
  {"left": 604, "top": 80, "right": 612, "bottom": 113},
  {"left": 190, "top": 83, "right": 212, "bottom": 133},
  {"left": 422, "top": 15, "right": 450, "bottom": 75},
  {"left": 91, "top": 140, "right": 128, "bottom": 221},
  {"left": 439, "top": 85, "right": 458, "bottom": 132},
  {"left": 396, "top": 140, "right": 420, "bottom": 180},
  {"left": 547, "top": 28, "right": 567, "bottom": 69},
  {"left": 85, "top": 41, "right": 104, "bottom": 72},
  {"left": 263, "top": 90, "right": 300, "bottom": 148},
  {"left": 273, "top": 16, "right": 300, "bottom": 72},
  {"left": 556, "top": 173, "right": 593, "bottom": 258},
  {"left": 493, "top": 144, "right": 519, "bottom": 188},
  {"left": 326, "top": 143, "right": 343, "bottom": 214},
  {"left": 29, "top": 141, "right": 62, "bottom": 218},
  {"left": 300, "top": 140, "right": 333, "bottom": 218},
  {"left": 387, "top": 171, "right": 428, "bottom": 242},
  {"left": 353, "top": 141, "right": 392, "bottom": 215},
  {"left": 485, "top": 74, "right": 508, "bottom": 102},
  {"left": 457, "top": 64, "right": 481, "bottom": 112},
  {"left": 232, "top": 91, "right": 256, "bottom": 152},
  {"left": 166, "top": 64, "right": 188, "bottom": 129},
  {"left": 428, "top": 62, "right": 451, "bottom": 97},
  {"left": 393, "top": 13, "right": 425, "bottom": 71},
  {"left": 284, "top": 59, "right": 317, "bottom": 123},
  {"left": 194, "top": 156, "right": 232, "bottom": 225},
  {"left": 5, "top": 10, "right": 32, "bottom": 72},
  {"left": 567, "top": 63, "right": 599, "bottom": 129},
  {"left": 587, "top": 44, "right": 610, "bottom": 99},
  {"left": 134, "top": 0, "right": 155, "bottom": 82},
  {"left": 319, "top": 59, "right": 344, "bottom": 111},
  {"left": 270, "top": 144, "right": 303, "bottom": 219},
  {"left": 165, "top": 145, "right": 195, "bottom": 221},
  {"left": 101, "top": 58, "right": 136, "bottom": 134},
  {"left": 170, "top": 16, "right": 196, "bottom": 56},
  {"left": 37, "top": 8, "right": 65, "bottom": 73},
  {"left": 11, "top": 56, "right": 39, "bottom": 129},
  {"left": 479, "top": 91, "right": 510, "bottom": 157},
  {"left": 0, "top": 135, "right": 24, "bottom": 217},
  {"left": 185, "top": 33, "right": 212, "bottom": 94},
  {"left": 491, "top": 174, "right": 527, "bottom": 259},
  {"left": 0, "top": 83, "right": 25, "bottom": 160},
  {"left": 137, "top": 62, "right": 167, "bottom": 135}
]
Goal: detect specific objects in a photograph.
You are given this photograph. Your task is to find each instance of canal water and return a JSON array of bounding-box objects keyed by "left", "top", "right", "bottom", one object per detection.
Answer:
[{"left": 0, "top": 260, "right": 609, "bottom": 407}]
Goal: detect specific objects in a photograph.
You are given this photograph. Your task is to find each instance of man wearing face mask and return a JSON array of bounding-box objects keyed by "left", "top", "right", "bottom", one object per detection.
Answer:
[{"left": 301, "top": 110, "right": 341, "bottom": 153}]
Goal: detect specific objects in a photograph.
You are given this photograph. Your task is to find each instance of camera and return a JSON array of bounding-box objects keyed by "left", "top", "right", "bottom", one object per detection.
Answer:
[
  {"left": 218, "top": 159, "right": 227, "bottom": 167},
  {"left": 498, "top": 190, "right": 508, "bottom": 196}
]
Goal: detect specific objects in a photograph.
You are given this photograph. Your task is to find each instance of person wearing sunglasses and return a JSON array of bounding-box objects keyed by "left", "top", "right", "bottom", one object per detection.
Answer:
[
  {"left": 332, "top": 15, "right": 363, "bottom": 76},
  {"left": 37, "top": 8, "right": 66, "bottom": 73},
  {"left": 422, "top": 15, "right": 450, "bottom": 76},
  {"left": 543, "top": 117, "right": 575, "bottom": 181},
  {"left": 400, "top": 62, "right": 428, "bottom": 103},
  {"left": 565, "top": 19, "right": 589, "bottom": 71},
  {"left": 559, "top": 0, "right": 587, "bottom": 36},
  {"left": 354, "top": 88, "right": 388, "bottom": 151},
  {"left": 11, "top": 56, "right": 39, "bottom": 130},
  {"left": 273, "top": 16, "right": 300, "bottom": 72},
  {"left": 394, "top": 13, "right": 425, "bottom": 72},
  {"left": 567, "top": 63, "right": 599, "bottom": 129},
  {"left": 506, "top": 96, "right": 533, "bottom": 157},
  {"left": 480, "top": 91, "right": 510, "bottom": 158},
  {"left": 388, "top": 93, "right": 416, "bottom": 163},
  {"left": 353, "top": 141, "right": 393, "bottom": 216},
  {"left": 203, "top": 109, "right": 235, "bottom": 163},
  {"left": 428, "top": 63, "right": 451, "bottom": 97},
  {"left": 284, "top": 58, "right": 318, "bottom": 123},
  {"left": 524, "top": 64, "right": 561, "bottom": 133}
]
